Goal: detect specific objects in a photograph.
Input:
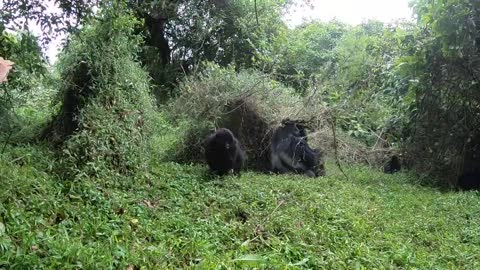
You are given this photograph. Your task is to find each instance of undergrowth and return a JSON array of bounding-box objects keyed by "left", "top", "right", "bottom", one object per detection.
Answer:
[
  {"left": 164, "top": 62, "right": 309, "bottom": 169},
  {"left": 165, "top": 63, "right": 393, "bottom": 170},
  {"left": 1, "top": 8, "right": 478, "bottom": 269},
  {"left": 1, "top": 143, "right": 479, "bottom": 269},
  {"left": 42, "top": 8, "right": 156, "bottom": 180}
]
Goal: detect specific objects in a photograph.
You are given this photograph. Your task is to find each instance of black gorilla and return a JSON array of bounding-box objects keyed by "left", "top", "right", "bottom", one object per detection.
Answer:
[
  {"left": 281, "top": 119, "right": 308, "bottom": 138},
  {"left": 205, "top": 128, "right": 246, "bottom": 176},
  {"left": 270, "top": 121, "right": 323, "bottom": 177},
  {"left": 457, "top": 171, "right": 480, "bottom": 191},
  {"left": 384, "top": 155, "right": 401, "bottom": 174}
]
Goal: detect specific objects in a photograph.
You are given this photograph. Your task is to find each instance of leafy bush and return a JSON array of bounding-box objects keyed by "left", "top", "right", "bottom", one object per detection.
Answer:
[
  {"left": 165, "top": 63, "right": 316, "bottom": 171},
  {"left": 164, "top": 62, "right": 391, "bottom": 171},
  {"left": 42, "top": 7, "right": 156, "bottom": 179},
  {"left": 398, "top": 0, "right": 480, "bottom": 186},
  {"left": 258, "top": 19, "right": 411, "bottom": 149},
  {"left": 0, "top": 28, "right": 48, "bottom": 137},
  {"left": 269, "top": 21, "right": 347, "bottom": 91}
]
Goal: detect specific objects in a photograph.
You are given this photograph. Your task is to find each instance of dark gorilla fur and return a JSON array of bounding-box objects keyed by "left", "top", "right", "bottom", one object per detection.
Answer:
[
  {"left": 205, "top": 128, "right": 246, "bottom": 176},
  {"left": 271, "top": 121, "right": 323, "bottom": 177},
  {"left": 457, "top": 171, "right": 480, "bottom": 191},
  {"left": 383, "top": 155, "right": 401, "bottom": 174},
  {"left": 282, "top": 136, "right": 322, "bottom": 177}
]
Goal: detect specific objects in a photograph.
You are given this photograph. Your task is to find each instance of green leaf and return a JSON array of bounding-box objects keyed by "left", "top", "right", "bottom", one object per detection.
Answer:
[{"left": 233, "top": 254, "right": 266, "bottom": 263}]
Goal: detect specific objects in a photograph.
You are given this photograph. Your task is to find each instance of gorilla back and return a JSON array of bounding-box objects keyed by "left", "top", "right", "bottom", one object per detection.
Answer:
[
  {"left": 281, "top": 136, "right": 320, "bottom": 177},
  {"left": 271, "top": 121, "right": 322, "bottom": 177},
  {"left": 383, "top": 155, "right": 401, "bottom": 174},
  {"left": 205, "top": 128, "right": 245, "bottom": 176}
]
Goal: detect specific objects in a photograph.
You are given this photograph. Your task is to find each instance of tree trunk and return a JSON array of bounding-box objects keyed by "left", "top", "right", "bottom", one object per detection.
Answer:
[{"left": 144, "top": 13, "right": 170, "bottom": 65}]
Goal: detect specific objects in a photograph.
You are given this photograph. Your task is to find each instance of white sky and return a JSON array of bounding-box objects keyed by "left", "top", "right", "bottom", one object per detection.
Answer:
[
  {"left": 29, "top": 0, "right": 414, "bottom": 63},
  {"left": 284, "top": 0, "right": 414, "bottom": 27}
]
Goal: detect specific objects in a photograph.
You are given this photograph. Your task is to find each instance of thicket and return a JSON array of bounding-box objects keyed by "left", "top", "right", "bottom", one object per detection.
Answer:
[
  {"left": 164, "top": 62, "right": 393, "bottom": 172},
  {"left": 129, "top": 0, "right": 291, "bottom": 100},
  {"left": 165, "top": 63, "right": 310, "bottom": 171},
  {"left": 398, "top": 0, "right": 480, "bottom": 186},
  {"left": 249, "top": 1, "right": 480, "bottom": 187},
  {"left": 41, "top": 7, "right": 156, "bottom": 179},
  {"left": 0, "top": 26, "right": 48, "bottom": 138},
  {"left": 1, "top": 0, "right": 479, "bottom": 188},
  {"left": 258, "top": 19, "right": 413, "bottom": 148}
]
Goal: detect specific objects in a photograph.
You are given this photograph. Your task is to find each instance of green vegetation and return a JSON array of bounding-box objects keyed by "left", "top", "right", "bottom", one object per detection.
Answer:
[
  {"left": 0, "top": 0, "right": 479, "bottom": 268},
  {"left": 41, "top": 9, "right": 156, "bottom": 180},
  {"left": 0, "top": 28, "right": 48, "bottom": 134},
  {"left": 165, "top": 63, "right": 321, "bottom": 170},
  {"left": 2, "top": 145, "right": 480, "bottom": 269}
]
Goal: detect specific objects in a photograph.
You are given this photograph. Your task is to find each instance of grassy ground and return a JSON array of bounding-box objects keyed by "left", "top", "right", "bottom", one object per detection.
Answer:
[{"left": 1, "top": 144, "right": 479, "bottom": 269}]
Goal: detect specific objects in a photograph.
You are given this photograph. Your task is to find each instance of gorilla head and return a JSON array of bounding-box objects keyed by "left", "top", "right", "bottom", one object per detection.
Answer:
[{"left": 205, "top": 128, "right": 246, "bottom": 176}]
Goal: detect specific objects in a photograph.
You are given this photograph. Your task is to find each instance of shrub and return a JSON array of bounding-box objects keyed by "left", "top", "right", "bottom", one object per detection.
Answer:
[
  {"left": 165, "top": 62, "right": 397, "bottom": 173},
  {"left": 165, "top": 63, "right": 310, "bottom": 171},
  {"left": 42, "top": 7, "right": 156, "bottom": 179},
  {"left": 0, "top": 29, "right": 48, "bottom": 139},
  {"left": 398, "top": 0, "right": 480, "bottom": 187},
  {"left": 165, "top": 63, "right": 387, "bottom": 172}
]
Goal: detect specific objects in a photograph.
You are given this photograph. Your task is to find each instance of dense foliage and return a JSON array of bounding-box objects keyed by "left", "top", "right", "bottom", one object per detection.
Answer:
[
  {"left": 0, "top": 0, "right": 98, "bottom": 46},
  {"left": 42, "top": 7, "right": 156, "bottom": 179},
  {"left": 137, "top": 0, "right": 292, "bottom": 99},
  {"left": 0, "top": 27, "right": 47, "bottom": 135},
  {"left": 1, "top": 0, "right": 478, "bottom": 184},
  {"left": 165, "top": 63, "right": 310, "bottom": 170},
  {"left": 0, "top": 0, "right": 479, "bottom": 268},
  {"left": 398, "top": 0, "right": 480, "bottom": 186}
]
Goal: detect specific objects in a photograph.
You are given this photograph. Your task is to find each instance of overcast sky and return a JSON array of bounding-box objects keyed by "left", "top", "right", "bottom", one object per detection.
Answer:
[
  {"left": 38, "top": 0, "right": 414, "bottom": 63},
  {"left": 284, "top": 0, "right": 414, "bottom": 26}
]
